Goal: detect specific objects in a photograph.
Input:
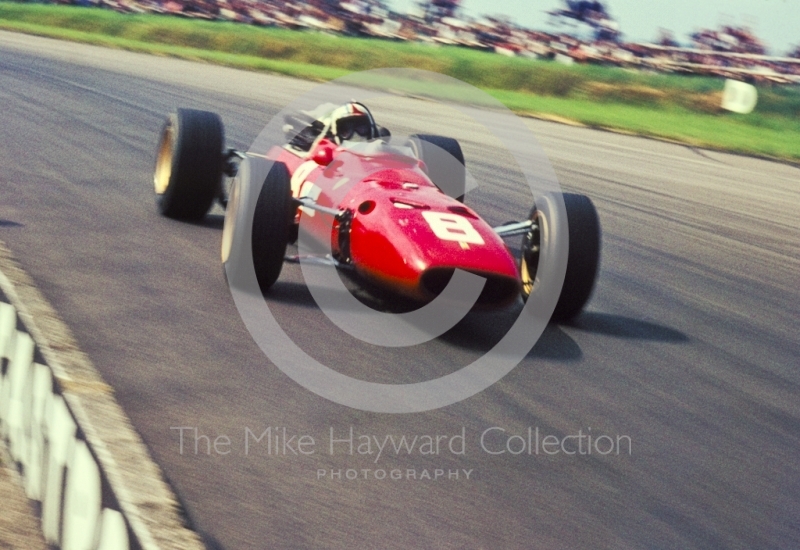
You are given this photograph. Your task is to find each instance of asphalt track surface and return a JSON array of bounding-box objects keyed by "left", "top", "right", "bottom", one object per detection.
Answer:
[{"left": 1, "top": 31, "right": 799, "bottom": 549}]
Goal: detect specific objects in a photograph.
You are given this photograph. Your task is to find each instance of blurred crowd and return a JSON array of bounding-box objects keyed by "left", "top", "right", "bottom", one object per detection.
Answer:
[
  {"left": 691, "top": 25, "right": 765, "bottom": 55},
  {"left": 636, "top": 25, "right": 800, "bottom": 83},
  {"left": 631, "top": 43, "right": 800, "bottom": 84},
  {"left": 59, "top": 0, "right": 800, "bottom": 84}
]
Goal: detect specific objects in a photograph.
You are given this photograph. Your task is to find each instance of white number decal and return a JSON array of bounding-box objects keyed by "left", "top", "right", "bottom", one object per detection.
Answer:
[
  {"left": 290, "top": 160, "right": 318, "bottom": 197},
  {"left": 421, "top": 211, "right": 484, "bottom": 245},
  {"left": 291, "top": 160, "right": 323, "bottom": 217}
]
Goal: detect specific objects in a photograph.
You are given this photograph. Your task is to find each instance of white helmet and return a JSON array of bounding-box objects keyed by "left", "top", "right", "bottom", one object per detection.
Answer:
[{"left": 328, "top": 102, "right": 378, "bottom": 144}]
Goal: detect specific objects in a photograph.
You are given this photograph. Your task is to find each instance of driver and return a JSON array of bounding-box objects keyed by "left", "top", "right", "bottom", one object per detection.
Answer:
[
  {"left": 326, "top": 102, "right": 378, "bottom": 144},
  {"left": 286, "top": 102, "right": 382, "bottom": 153}
]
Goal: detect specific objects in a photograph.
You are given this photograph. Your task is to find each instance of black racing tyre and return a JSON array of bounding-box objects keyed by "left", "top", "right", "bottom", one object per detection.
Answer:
[
  {"left": 154, "top": 108, "right": 224, "bottom": 220},
  {"left": 520, "top": 192, "right": 601, "bottom": 322},
  {"left": 251, "top": 162, "right": 293, "bottom": 292},
  {"left": 409, "top": 134, "right": 466, "bottom": 202}
]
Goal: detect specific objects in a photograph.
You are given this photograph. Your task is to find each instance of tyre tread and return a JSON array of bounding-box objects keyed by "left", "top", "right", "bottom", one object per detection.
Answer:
[{"left": 157, "top": 108, "right": 224, "bottom": 220}]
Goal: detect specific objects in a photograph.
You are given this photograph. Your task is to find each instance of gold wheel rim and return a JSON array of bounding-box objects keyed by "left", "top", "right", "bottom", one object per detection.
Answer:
[
  {"left": 520, "top": 210, "right": 542, "bottom": 299},
  {"left": 521, "top": 254, "right": 534, "bottom": 296},
  {"left": 154, "top": 124, "right": 173, "bottom": 195}
]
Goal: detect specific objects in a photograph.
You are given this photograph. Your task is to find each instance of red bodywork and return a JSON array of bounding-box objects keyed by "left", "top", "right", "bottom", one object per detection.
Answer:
[{"left": 267, "top": 139, "right": 521, "bottom": 307}]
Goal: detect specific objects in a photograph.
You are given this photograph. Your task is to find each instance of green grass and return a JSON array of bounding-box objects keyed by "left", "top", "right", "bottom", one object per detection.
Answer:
[
  {"left": 492, "top": 90, "right": 800, "bottom": 158},
  {"left": 1, "top": 2, "right": 799, "bottom": 160}
]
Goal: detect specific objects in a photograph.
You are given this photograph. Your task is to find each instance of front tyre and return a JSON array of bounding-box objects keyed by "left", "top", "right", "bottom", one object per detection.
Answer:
[
  {"left": 154, "top": 108, "right": 224, "bottom": 220},
  {"left": 221, "top": 159, "right": 293, "bottom": 293},
  {"left": 520, "top": 192, "right": 601, "bottom": 322},
  {"left": 252, "top": 162, "right": 293, "bottom": 292}
]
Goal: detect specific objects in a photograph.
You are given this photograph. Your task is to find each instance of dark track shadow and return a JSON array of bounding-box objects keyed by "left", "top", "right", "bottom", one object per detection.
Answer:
[
  {"left": 264, "top": 280, "right": 584, "bottom": 360},
  {"left": 438, "top": 307, "right": 583, "bottom": 361},
  {"left": 264, "top": 275, "right": 583, "bottom": 360},
  {"left": 561, "top": 312, "right": 689, "bottom": 343},
  {"left": 264, "top": 279, "right": 436, "bottom": 315},
  {"left": 262, "top": 280, "right": 322, "bottom": 309},
  {"left": 192, "top": 213, "right": 225, "bottom": 230},
  {"left": 0, "top": 219, "right": 23, "bottom": 228},
  {"left": 263, "top": 274, "right": 683, "bottom": 353},
  {"left": 263, "top": 267, "right": 431, "bottom": 313}
]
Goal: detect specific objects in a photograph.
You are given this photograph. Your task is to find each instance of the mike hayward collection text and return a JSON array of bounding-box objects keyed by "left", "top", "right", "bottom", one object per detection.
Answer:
[{"left": 170, "top": 426, "right": 633, "bottom": 460}]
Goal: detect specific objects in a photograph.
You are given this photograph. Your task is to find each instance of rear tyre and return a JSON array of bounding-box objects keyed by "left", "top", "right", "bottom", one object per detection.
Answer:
[
  {"left": 409, "top": 134, "right": 466, "bottom": 202},
  {"left": 251, "top": 162, "right": 293, "bottom": 293},
  {"left": 520, "top": 192, "right": 601, "bottom": 322},
  {"left": 154, "top": 108, "right": 224, "bottom": 220}
]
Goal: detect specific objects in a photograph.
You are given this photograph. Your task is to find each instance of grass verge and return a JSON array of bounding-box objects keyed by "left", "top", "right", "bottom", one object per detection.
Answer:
[{"left": 1, "top": 2, "right": 799, "bottom": 161}]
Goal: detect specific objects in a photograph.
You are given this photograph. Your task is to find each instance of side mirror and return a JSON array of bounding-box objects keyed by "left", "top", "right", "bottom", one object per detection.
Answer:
[{"left": 313, "top": 145, "right": 334, "bottom": 166}]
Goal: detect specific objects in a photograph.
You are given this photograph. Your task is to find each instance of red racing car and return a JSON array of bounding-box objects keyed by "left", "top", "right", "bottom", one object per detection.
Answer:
[{"left": 153, "top": 102, "right": 600, "bottom": 321}]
